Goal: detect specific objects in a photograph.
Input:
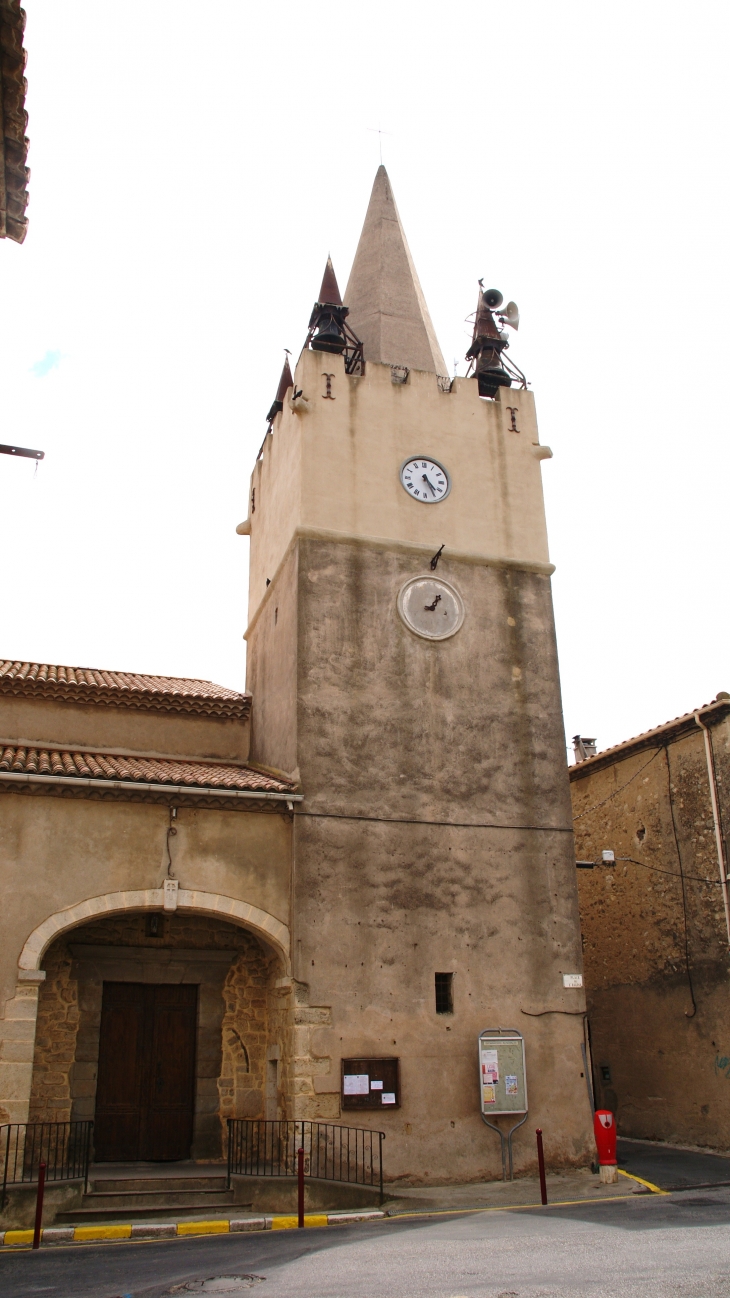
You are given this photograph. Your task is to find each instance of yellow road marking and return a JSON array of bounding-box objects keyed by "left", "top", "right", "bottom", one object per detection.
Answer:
[
  {"left": 0, "top": 1190, "right": 667, "bottom": 1252},
  {"left": 385, "top": 1193, "right": 639, "bottom": 1220},
  {"left": 176, "top": 1220, "right": 230, "bottom": 1236},
  {"left": 74, "top": 1224, "right": 132, "bottom": 1241},
  {"left": 271, "top": 1214, "right": 328, "bottom": 1230},
  {"left": 617, "top": 1168, "right": 669, "bottom": 1194}
]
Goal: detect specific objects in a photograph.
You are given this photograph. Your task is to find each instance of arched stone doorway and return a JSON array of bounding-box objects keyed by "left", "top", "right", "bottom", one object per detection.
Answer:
[{"left": 27, "top": 911, "right": 285, "bottom": 1161}]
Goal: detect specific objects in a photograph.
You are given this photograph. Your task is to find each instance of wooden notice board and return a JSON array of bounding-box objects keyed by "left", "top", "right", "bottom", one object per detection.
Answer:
[{"left": 341, "top": 1057, "right": 400, "bottom": 1110}]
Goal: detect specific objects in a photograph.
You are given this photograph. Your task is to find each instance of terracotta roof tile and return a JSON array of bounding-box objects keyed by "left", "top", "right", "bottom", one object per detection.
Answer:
[
  {"left": 0, "top": 2, "right": 29, "bottom": 243},
  {"left": 0, "top": 745, "right": 295, "bottom": 794},
  {"left": 0, "top": 660, "right": 250, "bottom": 719},
  {"left": 569, "top": 695, "right": 730, "bottom": 779}
]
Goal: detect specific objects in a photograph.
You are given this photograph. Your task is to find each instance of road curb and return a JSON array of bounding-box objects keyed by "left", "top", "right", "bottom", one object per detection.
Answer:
[{"left": 0, "top": 1210, "right": 386, "bottom": 1248}]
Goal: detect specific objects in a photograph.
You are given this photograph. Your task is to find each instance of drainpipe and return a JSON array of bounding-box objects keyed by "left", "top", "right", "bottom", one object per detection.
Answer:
[{"left": 694, "top": 711, "right": 730, "bottom": 948}]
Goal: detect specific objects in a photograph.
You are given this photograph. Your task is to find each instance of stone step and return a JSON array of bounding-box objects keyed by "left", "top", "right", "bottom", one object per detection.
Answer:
[
  {"left": 58, "top": 1195, "right": 248, "bottom": 1224},
  {"left": 89, "top": 1176, "right": 229, "bottom": 1194},
  {"left": 79, "top": 1189, "right": 235, "bottom": 1211}
]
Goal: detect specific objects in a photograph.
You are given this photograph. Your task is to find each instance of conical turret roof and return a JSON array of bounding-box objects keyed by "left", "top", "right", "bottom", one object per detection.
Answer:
[
  {"left": 344, "top": 167, "right": 446, "bottom": 375},
  {"left": 274, "top": 356, "right": 294, "bottom": 402},
  {"left": 266, "top": 356, "right": 294, "bottom": 423},
  {"left": 318, "top": 255, "right": 342, "bottom": 306}
]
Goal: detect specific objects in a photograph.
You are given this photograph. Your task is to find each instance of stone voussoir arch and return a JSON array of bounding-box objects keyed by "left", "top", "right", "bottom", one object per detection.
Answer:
[{"left": 18, "top": 888, "right": 291, "bottom": 974}]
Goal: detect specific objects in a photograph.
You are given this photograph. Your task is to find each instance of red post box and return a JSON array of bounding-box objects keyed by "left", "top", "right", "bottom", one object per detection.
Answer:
[{"left": 594, "top": 1110, "right": 617, "bottom": 1165}]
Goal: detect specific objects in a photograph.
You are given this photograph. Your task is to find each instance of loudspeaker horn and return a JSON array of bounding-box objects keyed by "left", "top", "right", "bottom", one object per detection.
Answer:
[
  {"left": 499, "top": 301, "right": 519, "bottom": 330},
  {"left": 482, "top": 288, "right": 503, "bottom": 309}
]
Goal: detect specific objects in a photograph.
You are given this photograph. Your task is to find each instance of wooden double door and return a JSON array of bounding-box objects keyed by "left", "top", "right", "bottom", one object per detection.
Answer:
[{"left": 94, "top": 983, "right": 198, "bottom": 1162}]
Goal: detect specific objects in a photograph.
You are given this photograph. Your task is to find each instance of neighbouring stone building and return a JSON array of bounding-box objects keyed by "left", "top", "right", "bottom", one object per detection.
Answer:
[
  {"left": 0, "top": 167, "right": 594, "bottom": 1194},
  {"left": 571, "top": 695, "right": 730, "bottom": 1149}
]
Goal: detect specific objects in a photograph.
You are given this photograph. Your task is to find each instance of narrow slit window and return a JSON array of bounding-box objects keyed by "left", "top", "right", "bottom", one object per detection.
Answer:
[{"left": 435, "top": 972, "right": 453, "bottom": 1014}]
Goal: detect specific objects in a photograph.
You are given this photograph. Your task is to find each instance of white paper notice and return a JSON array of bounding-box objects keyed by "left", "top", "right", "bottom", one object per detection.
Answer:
[
  {"left": 481, "top": 1049, "right": 499, "bottom": 1086},
  {"left": 343, "top": 1074, "right": 369, "bottom": 1095},
  {"left": 381, "top": 1093, "right": 396, "bottom": 1104},
  {"left": 562, "top": 973, "right": 583, "bottom": 988},
  {"left": 370, "top": 1080, "right": 383, "bottom": 1090}
]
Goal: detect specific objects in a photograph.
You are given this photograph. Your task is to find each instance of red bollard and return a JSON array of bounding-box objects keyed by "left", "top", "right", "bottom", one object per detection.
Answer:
[
  {"left": 297, "top": 1147, "right": 304, "bottom": 1228},
  {"left": 535, "top": 1129, "right": 548, "bottom": 1205},
  {"left": 32, "top": 1161, "right": 46, "bottom": 1250},
  {"left": 594, "top": 1110, "right": 618, "bottom": 1184}
]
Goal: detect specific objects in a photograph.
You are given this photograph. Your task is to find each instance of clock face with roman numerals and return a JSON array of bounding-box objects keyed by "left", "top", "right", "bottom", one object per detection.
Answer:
[{"left": 400, "top": 456, "right": 450, "bottom": 503}]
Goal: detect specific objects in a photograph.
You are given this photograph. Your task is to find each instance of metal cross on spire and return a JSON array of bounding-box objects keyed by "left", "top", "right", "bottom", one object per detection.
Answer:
[{"left": 366, "top": 124, "right": 392, "bottom": 165}]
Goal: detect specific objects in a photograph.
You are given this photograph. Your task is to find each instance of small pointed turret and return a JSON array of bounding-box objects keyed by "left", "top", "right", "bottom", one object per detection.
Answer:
[
  {"left": 344, "top": 167, "right": 447, "bottom": 376},
  {"left": 309, "top": 256, "right": 349, "bottom": 355},
  {"left": 318, "top": 255, "right": 342, "bottom": 306},
  {"left": 266, "top": 356, "right": 294, "bottom": 424}
]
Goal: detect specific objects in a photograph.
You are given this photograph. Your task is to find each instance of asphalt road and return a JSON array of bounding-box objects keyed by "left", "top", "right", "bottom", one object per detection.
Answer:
[
  {"left": 5, "top": 1188, "right": 730, "bottom": 1298},
  {"left": 617, "top": 1137, "right": 730, "bottom": 1189}
]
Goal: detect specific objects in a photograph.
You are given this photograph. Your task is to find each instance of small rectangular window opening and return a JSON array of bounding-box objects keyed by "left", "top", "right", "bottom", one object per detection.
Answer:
[{"left": 435, "top": 972, "right": 453, "bottom": 1014}]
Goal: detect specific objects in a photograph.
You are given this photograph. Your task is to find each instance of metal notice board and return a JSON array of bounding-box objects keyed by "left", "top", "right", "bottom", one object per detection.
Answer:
[{"left": 478, "top": 1028, "right": 528, "bottom": 1180}]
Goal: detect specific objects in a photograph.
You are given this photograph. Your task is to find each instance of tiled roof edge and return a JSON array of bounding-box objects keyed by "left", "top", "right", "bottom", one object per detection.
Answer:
[
  {"left": 0, "top": 745, "right": 297, "bottom": 794},
  {"left": 569, "top": 698, "right": 730, "bottom": 781},
  {"left": 0, "top": 1, "right": 29, "bottom": 243},
  {"left": 0, "top": 665, "right": 251, "bottom": 719}
]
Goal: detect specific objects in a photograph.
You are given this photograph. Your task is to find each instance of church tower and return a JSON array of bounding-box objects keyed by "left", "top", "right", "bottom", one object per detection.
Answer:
[{"left": 240, "top": 168, "right": 592, "bottom": 1180}]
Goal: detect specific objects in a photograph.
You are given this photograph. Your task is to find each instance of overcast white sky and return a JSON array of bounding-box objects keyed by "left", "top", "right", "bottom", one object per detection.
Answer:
[{"left": 1, "top": 1, "right": 728, "bottom": 755}]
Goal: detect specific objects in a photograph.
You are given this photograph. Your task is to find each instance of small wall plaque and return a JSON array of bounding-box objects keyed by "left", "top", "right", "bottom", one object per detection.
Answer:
[{"left": 163, "top": 878, "right": 179, "bottom": 911}]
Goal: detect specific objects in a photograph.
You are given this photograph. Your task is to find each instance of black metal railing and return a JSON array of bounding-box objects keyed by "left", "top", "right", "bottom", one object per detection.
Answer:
[
  {"left": 227, "top": 1120, "right": 384, "bottom": 1198},
  {"left": 1, "top": 1122, "right": 93, "bottom": 1201}
]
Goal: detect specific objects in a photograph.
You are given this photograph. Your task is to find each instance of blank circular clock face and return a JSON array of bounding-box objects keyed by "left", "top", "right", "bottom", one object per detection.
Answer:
[
  {"left": 400, "top": 456, "right": 450, "bottom": 503},
  {"left": 397, "top": 576, "right": 464, "bottom": 640}
]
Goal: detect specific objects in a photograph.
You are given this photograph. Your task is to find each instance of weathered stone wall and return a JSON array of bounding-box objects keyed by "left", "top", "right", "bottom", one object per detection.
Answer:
[
  {"left": 218, "top": 932, "right": 271, "bottom": 1129},
  {"left": 27, "top": 913, "right": 281, "bottom": 1155},
  {"left": 249, "top": 536, "right": 593, "bottom": 1182},
  {"left": 28, "top": 940, "right": 76, "bottom": 1124},
  {"left": 571, "top": 711, "right": 730, "bottom": 1148}
]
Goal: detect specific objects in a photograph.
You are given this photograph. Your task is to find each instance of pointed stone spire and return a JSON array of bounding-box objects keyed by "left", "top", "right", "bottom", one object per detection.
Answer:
[
  {"left": 266, "top": 356, "right": 294, "bottom": 423},
  {"left": 344, "top": 166, "right": 446, "bottom": 376},
  {"left": 318, "top": 255, "right": 342, "bottom": 306}
]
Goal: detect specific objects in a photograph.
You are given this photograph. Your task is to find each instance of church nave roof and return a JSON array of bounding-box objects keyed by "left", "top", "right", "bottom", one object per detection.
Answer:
[{"left": 0, "top": 660, "right": 250, "bottom": 719}]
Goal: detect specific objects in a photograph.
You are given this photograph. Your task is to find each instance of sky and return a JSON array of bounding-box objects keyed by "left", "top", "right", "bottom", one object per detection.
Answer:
[{"left": 1, "top": 0, "right": 728, "bottom": 756}]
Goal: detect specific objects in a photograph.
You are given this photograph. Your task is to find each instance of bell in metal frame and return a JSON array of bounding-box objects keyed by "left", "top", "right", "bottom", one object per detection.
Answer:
[{"left": 309, "top": 255, "right": 348, "bottom": 355}]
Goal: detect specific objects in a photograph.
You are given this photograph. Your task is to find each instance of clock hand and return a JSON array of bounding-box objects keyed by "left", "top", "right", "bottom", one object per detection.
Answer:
[
  {"left": 424, "top": 593, "right": 442, "bottom": 612},
  {"left": 422, "top": 473, "right": 437, "bottom": 496}
]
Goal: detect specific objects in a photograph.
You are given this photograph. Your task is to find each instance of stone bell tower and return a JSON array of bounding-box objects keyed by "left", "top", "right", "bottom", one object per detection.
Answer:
[{"left": 239, "top": 167, "right": 592, "bottom": 1182}]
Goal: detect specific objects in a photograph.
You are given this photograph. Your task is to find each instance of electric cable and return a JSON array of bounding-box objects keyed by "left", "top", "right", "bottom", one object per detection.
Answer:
[
  {"left": 166, "top": 805, "right": 177, "bottom": 878},
  {"left": 614, "top": 857, "right": 723, "bottom": 887},
  {"left": 520, "top": 1008, "right": 587, "bottom": 1017},
  {"left": 572, "top": 747, "right": 662, "bottom": 821},
  {"left": 294, "top": 809, "right": 573, "bottom": 833}
]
